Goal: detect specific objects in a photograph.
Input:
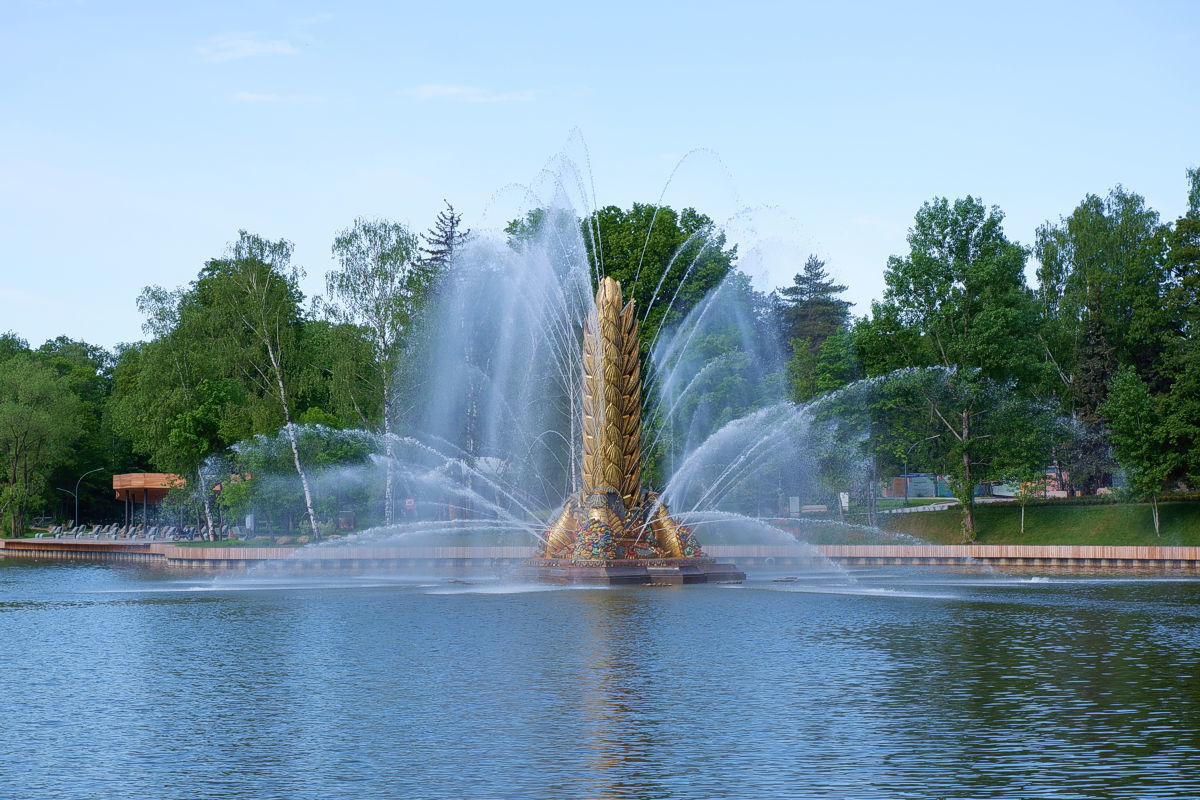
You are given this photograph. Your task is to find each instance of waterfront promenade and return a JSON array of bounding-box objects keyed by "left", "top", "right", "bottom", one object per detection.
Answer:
[{"left": 4, "top": 538, "right": 1200, "bottom": 570}]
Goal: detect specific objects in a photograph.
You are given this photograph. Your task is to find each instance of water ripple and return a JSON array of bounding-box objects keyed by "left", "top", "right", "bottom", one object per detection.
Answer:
[{"left": 2, "top": 562, "right": 1199, "bottom": 798}]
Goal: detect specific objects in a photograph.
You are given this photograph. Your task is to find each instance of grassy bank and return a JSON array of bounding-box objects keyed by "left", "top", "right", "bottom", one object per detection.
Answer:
[
  {"left": 17, "top": 501, "right": 1200, "bottom": 549},
  {"left": 878, "top": 501, "right": 1200, "bottom": 547}
]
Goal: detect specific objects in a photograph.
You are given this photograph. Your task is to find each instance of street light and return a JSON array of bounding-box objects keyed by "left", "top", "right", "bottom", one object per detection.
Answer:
[
  {"left": 904, "top": 436, "right": 941, "bottom": 506},
  {"left": 56, "top": 466, "right": 104, "bottom": 528}
]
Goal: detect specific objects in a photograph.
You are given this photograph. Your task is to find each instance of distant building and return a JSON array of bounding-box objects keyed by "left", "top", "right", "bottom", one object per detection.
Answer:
[{"left": 884, "top": 473, "right": 952, "bottom": 499}]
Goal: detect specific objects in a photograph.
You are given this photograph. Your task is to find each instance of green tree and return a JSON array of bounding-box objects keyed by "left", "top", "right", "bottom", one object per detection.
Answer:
[
  {"left": 116, "top": 233, "right": 369, "bottom": 534},
  {"left": 1163, "top": 167, "right": 1200, "bottom": 485},
  {"left": 38, "top": 337, "right": 138, "bottom": 523},
  {"left": 1035, "top": 186, "right": 1171, "bottom": 492},
  {"left": 863, "top": 196, "right": 1043, "bottom": 539},
  {"left": 326, "top": 217, "right": 431, "bottom": 525},
  {"left": 112, "top": 286, "right": 238, "bottom": 536},
  {"left": 810, "top": 328, "right": 862, "bottom": 399},
  {"left": 1101, "top": 365, "right": 1177, "bottom": 535},
  {"left": 777, "top": 256, "right": 851, "bottom": 347},
  {"left": 507, "top": 203, "right": 737, "bottom": 356},
  {"left": 586, "top": 203, "right": 736, "bottom": 354},
  {"left": 204, "top": 232, "right": 319, "bottom": 535},
  {"left": 991, "top": 399, "right": 1059, "bottom": 534},
  {"left": 776, "top": 255, "right": 853, "bottom": 402},
  {"left": 0, "top": 333, "right": 29, "bottom": 363},
  {"left": 0, "top": 354, "right": 83, "bottom": 534}
]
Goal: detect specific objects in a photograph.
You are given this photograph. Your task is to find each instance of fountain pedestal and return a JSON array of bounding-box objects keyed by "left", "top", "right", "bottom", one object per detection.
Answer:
[
  {"left": 517, "top": 557, "right": 745, "bottom": 585},
  {"left": 521, "top": 277, "right": 745, "bottom": 585}
]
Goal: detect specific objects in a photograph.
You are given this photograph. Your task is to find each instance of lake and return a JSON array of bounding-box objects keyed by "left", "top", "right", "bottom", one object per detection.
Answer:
[{"left": 2, "top": 559, "right": 1198, "bottom": 799}]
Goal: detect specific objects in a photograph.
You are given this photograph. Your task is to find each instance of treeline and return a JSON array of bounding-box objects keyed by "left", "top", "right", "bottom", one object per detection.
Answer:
[
  {"left": 1, "top": 168, "right": 1197, "bottom": 539},
  {"left": 0, "top": 201, "right": 740, "bottom": 536},
  {"left": 780, "top": 169, "right": 1200, "bottom": 537}
]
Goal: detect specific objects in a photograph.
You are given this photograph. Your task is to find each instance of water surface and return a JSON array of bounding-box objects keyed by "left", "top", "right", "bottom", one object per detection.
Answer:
[{"left": 2, "top": 559, "right": 1198, "bottom": 799}]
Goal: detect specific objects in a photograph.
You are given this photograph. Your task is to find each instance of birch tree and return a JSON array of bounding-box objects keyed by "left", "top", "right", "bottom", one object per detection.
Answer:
[
  {"left": 326, "top": 218, "right": 430, "bottom": 525},
  {"left": 208, "top": 232, "right": 319, "bottom": 536}
]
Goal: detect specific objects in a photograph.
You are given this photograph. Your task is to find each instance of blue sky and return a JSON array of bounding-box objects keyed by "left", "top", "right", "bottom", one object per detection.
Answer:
[{"left": 2, "top": 0, "right": 1197, "bottom": 350}]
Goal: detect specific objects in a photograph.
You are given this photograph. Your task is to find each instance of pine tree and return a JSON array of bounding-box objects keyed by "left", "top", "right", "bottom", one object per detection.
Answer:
[
  {"left": 776, "top": 255, "right": 851, "bottom": 355},
  {"left": 776, "top": 255, "right": 852, "bottom": 402},
  {"left": 420, "top": 201, "right": 470, "bottom": 271}
]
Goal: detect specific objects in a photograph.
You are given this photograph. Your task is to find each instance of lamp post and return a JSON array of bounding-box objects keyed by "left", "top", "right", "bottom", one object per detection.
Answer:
[
  {"left": 903, "top": 436, "right": 940, "bottom": 506},
  {"left": 56, "top": 466, "right": 104, "bottom": 528}
]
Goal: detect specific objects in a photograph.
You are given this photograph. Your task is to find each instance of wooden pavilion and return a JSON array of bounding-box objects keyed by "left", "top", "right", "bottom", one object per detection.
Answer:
[{"left": 113, "top": 473, "right": 183, "bottom": 527}]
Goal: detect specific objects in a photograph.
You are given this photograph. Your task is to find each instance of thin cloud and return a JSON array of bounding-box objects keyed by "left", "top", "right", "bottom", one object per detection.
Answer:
[
  {"left": 197, "top": 33, "right": 299, "bottom": 62},
  {"left": 407, "top": 84, "right": 534, "bottom": 103}
]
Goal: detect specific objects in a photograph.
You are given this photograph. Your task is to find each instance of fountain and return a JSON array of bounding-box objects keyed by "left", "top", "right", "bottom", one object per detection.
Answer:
[
  {"left": 204, "top": 184, "right": 840, "bottom": 574},
  {"left": 516, "top": 276, "right": 746, "bottom": 584}
]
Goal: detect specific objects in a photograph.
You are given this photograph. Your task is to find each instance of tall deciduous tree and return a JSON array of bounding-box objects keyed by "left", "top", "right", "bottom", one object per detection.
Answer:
[
  {"left": 206, "top": 232, "right": 319, "bottom": 536},
  {"left": 0, "top": 354, "right": 82, "bottom": 534},
  {"left": 508, "top": 203, "right": 738, "bottom": 357},
  {"left": 0, "top": 333, "right": 29, "bottom": 363},
  {"left": 991, "top": 398, "right": 1060, "bottom": 534},
  {"left": 114, "top": 286, "right": 233, "bottom": 536},
  {"left": 326, "top": 217, "right": 430, "bottom": 525},
  {"left": 1163, "top": 168, "right": 1200, "bottom": 485},
  {"left": 863, "top": 196, "right": 1043, "bottom": 539},
  {"left": 38, "top": 336, "right": 136, "bottom": 523},
  {"left": 1035, "top": 186, "right": 1171, "bottom": 492},
  {"left": 584, "top": 203, "right": 736, "bottom": 355}
]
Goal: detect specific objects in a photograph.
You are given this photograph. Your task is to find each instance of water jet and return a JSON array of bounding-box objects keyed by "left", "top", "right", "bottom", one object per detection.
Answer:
[{"left": 516, "top": 276, "right": 745, "bottom": 584}]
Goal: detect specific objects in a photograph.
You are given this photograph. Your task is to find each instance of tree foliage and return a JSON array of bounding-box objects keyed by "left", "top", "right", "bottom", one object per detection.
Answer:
[
  {"left": 0, "top": 354, "right": 83, "bottom": 533},
  {"left": 1161, "top": 168, "right": 1200, "bottom": 487},
  {"left": 859, "top": 196, "right": 1044, "bottom": 539},
  {"left": 777, "top": 255, "right": 854, "bottom": 403},
  {"left": 1034, "top": 187, "right": 1171, "bottom": 492},
  {"left": 8, "top": 176, "right": 1200, "bottom": 538},
  {"left": 326, "top": 217, "right": 432, "bottom": 524},
  {"left": 507, "top": 203, "right": 737, "bottom": 357},
  {"left": 1101, "top": 365, "right": 1177, "bottom": 535}
]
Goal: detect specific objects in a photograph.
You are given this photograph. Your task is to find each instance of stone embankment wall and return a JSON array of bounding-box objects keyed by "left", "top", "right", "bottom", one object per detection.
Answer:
[{"left": 3, "top": 539, "right": 1200, "bottom": 570}]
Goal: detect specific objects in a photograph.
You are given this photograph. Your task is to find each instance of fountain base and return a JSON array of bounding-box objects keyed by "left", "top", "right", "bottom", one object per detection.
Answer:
[{"left": 515, "top": 556, "right": 745, "bottom": 585}]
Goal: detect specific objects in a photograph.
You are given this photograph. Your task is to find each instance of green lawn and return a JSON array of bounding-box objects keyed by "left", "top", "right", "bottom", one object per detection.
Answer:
[
  {"left": 880, "top": 501, "right": 1200, "bottom": 546},
  {"left": 15, "top": 501, "right": 1200, "bottom": 548}
]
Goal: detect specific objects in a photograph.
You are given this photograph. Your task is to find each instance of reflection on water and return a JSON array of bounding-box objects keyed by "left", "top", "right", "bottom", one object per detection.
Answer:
[{"left": 2, "top": 560, "right": 1199, "bottom": 799}]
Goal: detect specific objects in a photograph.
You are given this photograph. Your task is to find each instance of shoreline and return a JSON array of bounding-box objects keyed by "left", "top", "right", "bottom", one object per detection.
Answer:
[{"left": 4, "top": 538, "right": 1200, "bottom": 571}]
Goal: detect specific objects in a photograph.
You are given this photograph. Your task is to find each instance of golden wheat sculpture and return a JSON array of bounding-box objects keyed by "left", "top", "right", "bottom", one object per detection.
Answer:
[{"left": 538, "top": 277, "right": 701, "bottom": 563}]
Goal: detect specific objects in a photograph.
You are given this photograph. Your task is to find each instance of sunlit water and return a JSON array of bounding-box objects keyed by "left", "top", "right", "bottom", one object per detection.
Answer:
[{"left": 3, "top": 559, "right": 1199, "bottom": 799}]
